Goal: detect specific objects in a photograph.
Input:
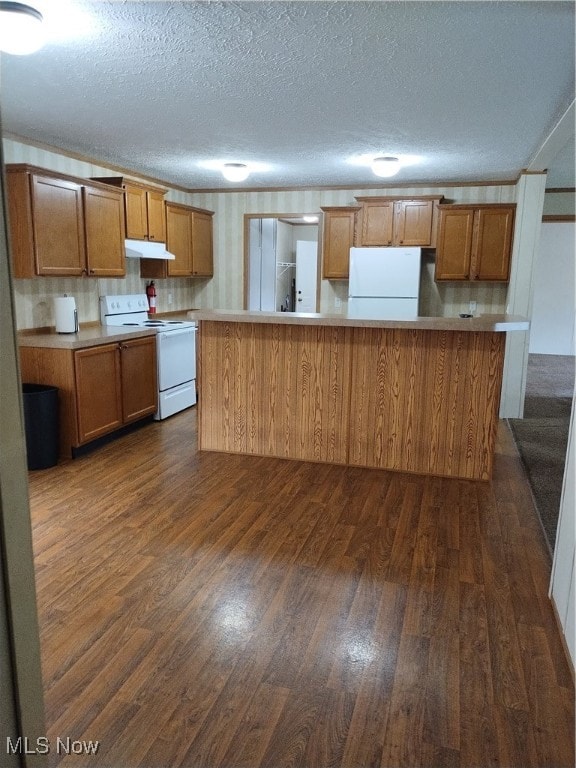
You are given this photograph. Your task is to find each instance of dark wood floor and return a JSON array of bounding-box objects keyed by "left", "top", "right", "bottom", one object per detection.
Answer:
[{"left": 27, "top": 408, "right": 574, "bottom": 768}]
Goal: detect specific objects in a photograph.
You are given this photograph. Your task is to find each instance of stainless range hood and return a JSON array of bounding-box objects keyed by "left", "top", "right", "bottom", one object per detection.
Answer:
[{"left": 125, "top": 239, "right": 176, "bottom": 260}]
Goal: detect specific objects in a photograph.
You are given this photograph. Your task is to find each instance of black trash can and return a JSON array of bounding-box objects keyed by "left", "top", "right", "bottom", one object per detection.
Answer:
[{"left": 22, "top": 384, "right": 59, "bottom": 470}]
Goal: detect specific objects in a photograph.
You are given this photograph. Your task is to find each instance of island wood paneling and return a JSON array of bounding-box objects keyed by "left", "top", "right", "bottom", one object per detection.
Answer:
[
  {"left": 198, "top": 320, "right": 505, "bottom": 480},
  {"left": 199, "top": 321, "right": 353, "bottom": 464},
  {"left": 348, "top": 328, "right": 505, "bottom": 479}
]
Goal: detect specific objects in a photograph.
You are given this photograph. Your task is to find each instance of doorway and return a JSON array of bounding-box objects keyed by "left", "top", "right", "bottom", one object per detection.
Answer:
[{"left": 244, "top": 214, "right": 319, "bottom": 312}]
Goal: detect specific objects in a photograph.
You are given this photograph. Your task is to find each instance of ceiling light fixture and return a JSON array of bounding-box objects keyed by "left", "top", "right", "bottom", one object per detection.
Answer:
[
  {"left": 303, "top": 215, "right": 318, "bottom": 223},
  {"left": 0, "top": 1, "right": 44, "bottom": 55},
  {"left": 222, "top": 163, "right": 250, "bottom": 182},
  {"left": 371, "top": 156, "right": 401, "bottom": 178}
]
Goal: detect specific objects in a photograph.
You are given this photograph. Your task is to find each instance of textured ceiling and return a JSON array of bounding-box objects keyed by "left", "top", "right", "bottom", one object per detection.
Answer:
[{"left": 1, "top": 0, "right": 574, "bottom": 191}]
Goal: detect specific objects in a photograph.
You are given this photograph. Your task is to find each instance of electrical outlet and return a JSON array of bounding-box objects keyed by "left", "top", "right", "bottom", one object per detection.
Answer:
[
  {"left": 168, "top": 293, "right": 173, "bottom": 305},
  {"left": 335, "top": 296, "right": 342, "bottom": 309},
  {"left": 469, "top": 301, "right": 477, "bottom": 314}
]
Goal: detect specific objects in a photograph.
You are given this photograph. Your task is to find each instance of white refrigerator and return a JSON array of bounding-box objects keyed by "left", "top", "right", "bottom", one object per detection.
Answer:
[{"left": 348, "top": 247, "right": 421, "bottom": 319}]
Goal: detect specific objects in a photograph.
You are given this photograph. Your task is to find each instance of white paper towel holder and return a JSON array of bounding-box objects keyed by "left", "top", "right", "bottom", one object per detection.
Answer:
[{"left": 54, "top": 295, "right": 78, "bottom": 334}]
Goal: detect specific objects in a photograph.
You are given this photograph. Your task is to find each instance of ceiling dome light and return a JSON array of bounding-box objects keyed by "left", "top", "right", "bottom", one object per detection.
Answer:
[
  {"left": 222, "top": 163, "right": 250, "bottom": 182},
  {"left": 0, "top": 2, "right": 44, "bottom": 55},
  {"left": 303, "top": 215, "right": 318, "bottom": 223},
  {"left": 371, "top": 156, "right": 401, "bottom": 178}
]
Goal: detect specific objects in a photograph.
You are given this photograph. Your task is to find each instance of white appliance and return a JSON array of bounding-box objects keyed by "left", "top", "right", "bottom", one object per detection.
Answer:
[
  {"left": 348, "top": 247, "right": 421, "bottom": 319},
  {"left": 54, "top": 295, "right": 78, "bottom": 333},
  {"left": 99, "top": 294, "right": 197, "bottom": 420}
]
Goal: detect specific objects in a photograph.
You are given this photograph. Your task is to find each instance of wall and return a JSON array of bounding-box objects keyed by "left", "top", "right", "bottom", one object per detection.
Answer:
[
  {"left": 530, "top": 222, "right": 575, "bottom": 355},
  {"left": 543, "top": 190, "right": 576, "bottom": 217}
]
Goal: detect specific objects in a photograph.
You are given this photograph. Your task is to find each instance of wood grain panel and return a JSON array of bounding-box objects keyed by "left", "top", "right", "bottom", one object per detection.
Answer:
[
  {"left": 199, "top": 321, "right": 505, "bottom": 479},
  {"left": 348, "top": 328, "right": 505, "bottom": 479},
  {"left": 199, "top": 321, "right": 352, "bottom": 464}
]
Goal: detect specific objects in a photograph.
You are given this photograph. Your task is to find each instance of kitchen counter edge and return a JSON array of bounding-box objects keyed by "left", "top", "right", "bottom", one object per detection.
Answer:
[
  {"left": 187, "top": 310, "right": 529, "bottom": 332},
  {"left": 18, "top": 325, "right": 157, "bottom": 350}
]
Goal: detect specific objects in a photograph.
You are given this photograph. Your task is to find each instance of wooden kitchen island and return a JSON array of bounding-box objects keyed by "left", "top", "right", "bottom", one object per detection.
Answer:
[{"left": 188, "top": 310, "right": 529, "bottom": 480}]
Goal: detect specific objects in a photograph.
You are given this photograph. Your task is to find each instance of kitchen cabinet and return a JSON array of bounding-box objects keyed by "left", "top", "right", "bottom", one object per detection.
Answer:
[
  {"left": 20, "top": 335, "right": 157, "bottom": 456},
  {"left": 140, "top": 202, "right": 214, "bottom": 279},
  {"left": 91, "top": 176, "right": 167, "bottom": 242},
  {"left": 434, "top": 204, "right": 515, "bottom": 281},
  {"left": 82, "top": 183, "right": 127, "bottom": 276},
  {"left": 355, "top": 196, "right": 443, "bottom": 247},
  {"left": 6, "top": 165, "right": 126, "bottom": 278},
  {"left": 320, "top": 206, "right": 359, "bottom": 279}
]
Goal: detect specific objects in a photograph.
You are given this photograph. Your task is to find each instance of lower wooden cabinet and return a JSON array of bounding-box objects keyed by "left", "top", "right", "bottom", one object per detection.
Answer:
[
  {"left": 20, "top": 335, "right": 157, "bottom": 457},
  {"left": 435, "top": 204, "right": 515, "bottom": 281}
]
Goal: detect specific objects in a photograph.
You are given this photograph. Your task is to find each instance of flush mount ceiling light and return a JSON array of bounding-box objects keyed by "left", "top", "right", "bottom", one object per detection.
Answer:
[
  {"left": 303, "top": 215, "right": 318, "bottom": 223},
  {"left": 0, "top": 1, "right": 44, "bottom": 55},
  {"left": 371, "top": 156, "right": 401, "bottom": 178},
  {"left": 222, "top": 163, "right": 250, "bottom": 182}
]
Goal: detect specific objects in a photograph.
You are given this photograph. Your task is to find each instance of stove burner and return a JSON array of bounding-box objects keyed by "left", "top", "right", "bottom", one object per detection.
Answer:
[
  {"left": 144, "top": 321, "right": 164, "bottom": 326},
  {"left": 167, "top": 321, "right": 183, "bottom": 324},
  {"left": 123, "top": 322, "right": 139, "bottom": 326}
]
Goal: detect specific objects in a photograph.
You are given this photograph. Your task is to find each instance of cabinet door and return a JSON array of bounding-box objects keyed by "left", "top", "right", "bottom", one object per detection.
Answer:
[
  {"left": 435, "top": 208, "right": 475, "bottom": 280},
  {"left": 31, "top": 175, "right": 86, "bottom": 276},
  {"left": 472, "top": 206, "right": 515, "bottom": 281},
  {"left": 83, "top": 184, "right": 126, "bottom": 277},
  {"left": 359, "top": 201, "right": 394, "bottom": 246},
  {"left": 321, "top": 209, "right": 357, "bottom": 279},
  {"left": 393, "top": 200, "right": 434, "bottom": 245},
  {"left": 75, "top": 344, "right": 122, "bottom": 443},
  {"left": 146, "top": 190, "right": 166, "bottom": 242},
  {"left": 120, "top": 336, "right": 158, "bottom": 422},
  {"left": 124, "top": 184, "right": 148, "bottom": 240},
  {"left": 191, "top": 210, "right": 214, "bottom": 276},
  {"left": 166, "top": 204, "right": 193, "bottom": 276}
]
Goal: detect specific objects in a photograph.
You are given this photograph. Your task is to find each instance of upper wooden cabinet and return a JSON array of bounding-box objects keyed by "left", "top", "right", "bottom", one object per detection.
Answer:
[
  {"left": 91, "top": 176, "right": 167, "bottom": 242},
  {"left": 82, "top": 183, "right": 127, "bottom": 277},
  {"left": 435, "top": 204, "right": 516, "bottom": 281},
  {"left": 6, "top": 165, "right": 126, "bottom": 278},
  {"left": 140, "top": 202, "right": 214, "bottom": 279},
  {"left": 355, "top": 196, "right": 443, "bottom": 247},
  {"left": 320, "top": 206, "right": 359, "bottom": 280}
]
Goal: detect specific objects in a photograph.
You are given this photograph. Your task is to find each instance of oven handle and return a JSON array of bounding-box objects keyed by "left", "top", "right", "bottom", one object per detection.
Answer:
[{"left": 158, "top": 327, "right": 196, "bottom": 340}]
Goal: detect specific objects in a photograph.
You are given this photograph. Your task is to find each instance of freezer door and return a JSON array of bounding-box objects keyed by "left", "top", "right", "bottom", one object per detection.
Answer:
[
  {"left": 347, "top": 296, "right": 419, "bottom": 319},
  {"left": 349, "top": 247, "right": 421, "bottom": 298}
]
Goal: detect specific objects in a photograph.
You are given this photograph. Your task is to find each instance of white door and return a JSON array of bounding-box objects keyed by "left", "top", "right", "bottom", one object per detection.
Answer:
[{"left": 295, "top": 240, "right": 318, "bottom": 312}]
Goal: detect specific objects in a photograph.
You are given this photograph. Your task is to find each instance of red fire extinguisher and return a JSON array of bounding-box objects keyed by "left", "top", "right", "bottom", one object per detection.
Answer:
[{"left": 146, "top": 281, "right": 157, "bottom": 314}]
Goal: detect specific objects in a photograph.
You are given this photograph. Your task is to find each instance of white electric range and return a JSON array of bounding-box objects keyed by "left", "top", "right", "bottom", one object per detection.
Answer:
[{"left": 100, "top": 294, "right": 197, "bottom": 420}]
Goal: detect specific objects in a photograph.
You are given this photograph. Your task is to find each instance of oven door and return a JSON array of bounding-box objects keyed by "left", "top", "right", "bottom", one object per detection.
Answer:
[{"left": 157, "top": 327, "right": 196, "bottom": 391}]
